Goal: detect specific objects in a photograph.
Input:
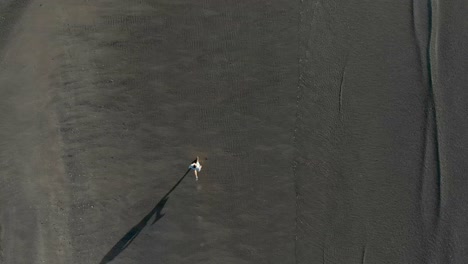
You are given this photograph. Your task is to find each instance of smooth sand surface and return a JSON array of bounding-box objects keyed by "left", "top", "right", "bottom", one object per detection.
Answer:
[{"left": 1, "top": 0, "right": 467, "bottom": 263}]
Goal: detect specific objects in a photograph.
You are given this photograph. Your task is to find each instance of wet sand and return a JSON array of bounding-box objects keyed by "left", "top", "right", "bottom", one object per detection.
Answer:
[{"left": 1, "top": 0, "right": 467, "bottom": 263}]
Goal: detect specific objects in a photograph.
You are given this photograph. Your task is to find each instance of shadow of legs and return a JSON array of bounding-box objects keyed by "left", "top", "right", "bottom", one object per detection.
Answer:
[{"left": 99, "top": 169, "right": 191, "bottom": 264}]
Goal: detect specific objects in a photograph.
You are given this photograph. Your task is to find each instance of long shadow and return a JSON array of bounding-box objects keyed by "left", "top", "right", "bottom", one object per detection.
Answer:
[{"left": 99, "top": 169, "right": 192, "bottom": 264}]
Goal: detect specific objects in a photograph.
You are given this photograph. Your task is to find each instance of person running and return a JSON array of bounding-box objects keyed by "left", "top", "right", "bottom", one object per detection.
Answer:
[{"left": 189, "top": 156, "right": 202, "bottom": 180}]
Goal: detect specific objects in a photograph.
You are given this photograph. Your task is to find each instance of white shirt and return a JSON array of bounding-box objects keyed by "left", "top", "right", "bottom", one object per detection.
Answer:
[{"left": 189, "top": 161, "right": 202, "bottom": 172}]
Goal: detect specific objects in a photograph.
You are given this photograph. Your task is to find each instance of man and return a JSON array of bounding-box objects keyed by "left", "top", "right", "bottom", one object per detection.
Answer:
[{"left": 189, "top": 156, "right": 202, "bottom": 180}]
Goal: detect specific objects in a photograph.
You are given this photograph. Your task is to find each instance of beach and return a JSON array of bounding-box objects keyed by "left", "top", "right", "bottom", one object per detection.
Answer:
[{"left": 0, "top": 0, "right": 467, "bottom": 263}]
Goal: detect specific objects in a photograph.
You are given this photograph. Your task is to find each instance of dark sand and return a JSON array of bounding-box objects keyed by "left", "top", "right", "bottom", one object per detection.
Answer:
[{"left": 0, "top": 0, "right": 467, "bottom": 263}]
